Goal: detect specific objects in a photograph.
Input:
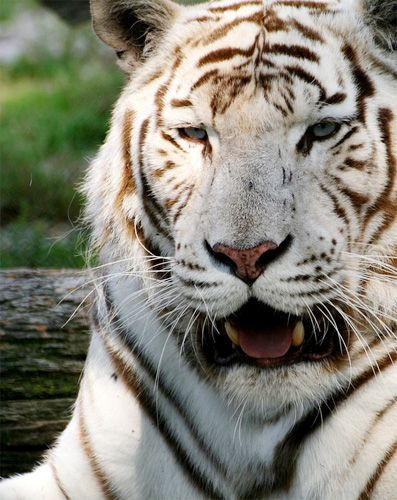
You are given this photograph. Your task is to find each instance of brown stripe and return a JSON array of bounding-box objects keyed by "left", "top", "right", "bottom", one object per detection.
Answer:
[
  {"left": 366, "top": 108, "right": 396, "bottom": 244},
  {"left": 284, "top": 64, "right": 326, "bottom": 102},
  {"left": 342, "top": 158, "right": 367, "bottom": 171},
  {"left": 266, "top": 43, "right": 320, "bottom": 63},
  {"left": 198, "top": 40, "right": 258, "bottom": 67},
  {"left": 282, "top": 93, "right": 294, "bottom": 114},
  {"left": 191, "top": 69, "right": 219, "bottom": 90},
  {"left": 291, "top": 19, "right": 324, "bottom": 42},
  {"left": 322, "top": 92, "right": 347, "bottom": 106},
  {"left": 153, "top": 160, "right": 176, "bottom": 178},
  {"left": 154, "top": 49, "right": 183, "bottom": 126},
  {"left": 139, "top": 68, "right": 163, "bottom": 88},
  {"left": 191, "top": 15, "right": 218, "bottom": 23},
  {"left": 369, "top": 54, "right": 397, "bottom": 80},
  {"left": 209, "top": 1, "right": 261, "bottom": 13},
  {"left": 115, "top": 110, "right": 135, "bottom": 212},
  {"left": 320, "top": 183, "right": 351, "bottom": 230},
  {"left": 200, "top": 11, "right": 263, "bottom": 45},
  {"left": 161, "top": 130, "right": 185, "bottom": 151},
  {"left": 50, "top": 462, "right": 71, "bottom": 500},
  {"left": 173, "top": 186, "right": 194, "bottom": 223},
  {"left": 261, "top": 57, "right": 277, "bottom": 68},
  {"left": 138, "top": 120, "right": 171, "bottom": 238},
  {"left": 273, "top": 1, "right": 331, "bottom": 9},
  {"left": 210, "top": 74, "right": 252, "bottom": 115},
  {"left": 165, "top": 182, "right": 190, "bottom": 210},
  {"left": 274, "top": 102, "right": 289, "bottom": 117},
  {"left": 333, "top": 176, "right": 370, "bottom": 212},
  {"left": 358, "top": 439, "right": 397, "bottom": 499},
  {"left": 79, "top": 397, "right": 114, "bottom": 500},
  {"left": 342, "top": 44, "right": 374, "bottom": 123},
  {"left": 155, "top": 83, "right": 168, "bottom": 127},
  {"left": 349, "top": 143, "right": 364, "bottom": 152},
  {"left": 170, "top": 99, "right": 193, "bottom": 108},
  {"left": 350, "top": 397, "right": 396, "bottom": 469},
  {"left": 102, "top": 337, "right": 226, "bottom": 500},
  {"left": 264, "top": 13, "right": 288, "bottom": 33},
  {"left": 331, "top": 126, "right": 359, "bottom": 151}
]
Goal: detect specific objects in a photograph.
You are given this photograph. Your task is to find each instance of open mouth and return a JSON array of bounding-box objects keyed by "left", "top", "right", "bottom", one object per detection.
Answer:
[{"left": 202, "top": 299, "right": 347, "bottom": 368}]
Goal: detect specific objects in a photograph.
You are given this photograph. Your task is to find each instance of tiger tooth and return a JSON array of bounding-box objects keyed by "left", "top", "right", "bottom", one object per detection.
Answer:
[
  {"left": 224, "top": 321, "right": 240, "bottom": 346},
  {"left": 292, "top": 321, "right": 305, "bottom": 347}
]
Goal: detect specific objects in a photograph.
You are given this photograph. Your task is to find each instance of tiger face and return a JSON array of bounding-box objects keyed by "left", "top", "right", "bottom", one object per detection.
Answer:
[{"left": 88, "top": 0, "right": 397, "bottom": 419}]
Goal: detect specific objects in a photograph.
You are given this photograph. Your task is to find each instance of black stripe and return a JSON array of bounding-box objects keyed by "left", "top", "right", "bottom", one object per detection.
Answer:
[
  {"left": 319, "top": 183, "right": 352, "bottom": 242},
  {"left": 284, "top": 64, "right": 326, "bottom": 102},
  {"left": 198, "top": 38, "right": 258, "bottom": 67},
  {"left": 241, "top": 350, "right": 397, "bottom": 498},
  {"left": 173, "top": 186, "right": 194, "bottom": 224},
  {"left": 331, "top": 126, "right": 359, "bottom": 151},
  {"left": 366, "top": 107, "right": 396, "bottom": 244},
  {"left": 50, "top": 462, "right": 71, "bottom": 500},
  {"left": 342, "top": 45, "right": 374, "bottom": 124},
  {"left": 358, "top": 438, "right": 397, "bottom": 499},
  {"left": 321, "top": 92, "right": 347, "bottom": 107},
  {"left": 98, "top": 286, "right": 397, "bottom": 498},
  {"left": 137, "top": 119, "right": 172, "bottom": 239},
  {"left": 269, "top": 351, "right": 397, "bottom": 493},
  {"left": 101, "top": 287, "right": 230, "bottom": 496},
  {"left": 266, "top": 43, "right": 320, "bottom": 63},
  {"left": 104, "top": 338, "right": 225, "bottom": 500}
]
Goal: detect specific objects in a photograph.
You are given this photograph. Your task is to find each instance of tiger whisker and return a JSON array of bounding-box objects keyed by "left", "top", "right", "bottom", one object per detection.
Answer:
[{"left": 322, "top": 275, "right": 397, "bottom": 339}]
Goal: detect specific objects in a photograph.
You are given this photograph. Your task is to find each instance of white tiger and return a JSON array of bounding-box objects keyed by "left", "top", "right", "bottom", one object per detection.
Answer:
[{"left": 1, "top": 0, "right": 396, "bottom": 498}]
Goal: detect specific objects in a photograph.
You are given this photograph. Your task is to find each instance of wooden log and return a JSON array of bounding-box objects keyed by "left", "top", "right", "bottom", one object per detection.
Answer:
[{"left": 0, "top": 269, "right": 92, "bottom": 478}]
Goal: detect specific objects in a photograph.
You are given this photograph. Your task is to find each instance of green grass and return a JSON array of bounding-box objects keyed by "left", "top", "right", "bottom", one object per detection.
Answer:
[
  {"left": 0, "top": 20, "right": 123, "bottom": 267},
  {"left": 0, "top": 0, "right": 34, "bottom": 22},
  {"left": 0, "top": 218, "right": 87, "bottom": 268},
  {"left": 1, "top": 55, "right": 123, "bottom": 224}
]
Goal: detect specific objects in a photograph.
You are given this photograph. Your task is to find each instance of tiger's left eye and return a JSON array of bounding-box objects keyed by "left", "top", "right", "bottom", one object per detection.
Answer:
[
  {"left": 179, "top": 127, "right": 208, "bottom": 143},
  {"left": 311, "top": 121, "right": 339, "bottom": 138}
]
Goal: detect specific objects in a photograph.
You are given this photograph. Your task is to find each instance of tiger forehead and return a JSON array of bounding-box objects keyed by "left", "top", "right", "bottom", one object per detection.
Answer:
[{"left": 158, "top": 3, "right": 347, "bottom": 128}]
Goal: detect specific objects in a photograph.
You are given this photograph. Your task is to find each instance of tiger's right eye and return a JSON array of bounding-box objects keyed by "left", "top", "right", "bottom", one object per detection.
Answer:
[
  {"left": 179, "top": 127, "right": 208, "bottom": 143},
  {"left": 311, "top": 121, "right": 339, "bottom": 139}
]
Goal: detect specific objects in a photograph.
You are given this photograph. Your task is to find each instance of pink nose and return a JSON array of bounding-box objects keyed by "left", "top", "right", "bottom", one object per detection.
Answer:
[{"left": 212, "top": 241, "right": 278, "bottom": 283}]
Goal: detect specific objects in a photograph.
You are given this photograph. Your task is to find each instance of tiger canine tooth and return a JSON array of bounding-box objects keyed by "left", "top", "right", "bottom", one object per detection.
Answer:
[
  {"left": 292, "top": 321, "right": 305, "bottom": 347},
  {"left": 224, "top": 321, "right": 240, "bottom": 345}
]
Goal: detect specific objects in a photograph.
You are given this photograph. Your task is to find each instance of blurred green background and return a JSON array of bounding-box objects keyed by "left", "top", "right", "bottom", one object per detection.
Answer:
[{"left": 0, "top": 0, "right": 202, "bottom": 268}]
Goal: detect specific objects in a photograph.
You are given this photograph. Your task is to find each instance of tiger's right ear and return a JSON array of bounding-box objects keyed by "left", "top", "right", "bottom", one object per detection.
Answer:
[{"left": 89, "top": 0, "right": 179, "bottom": 72}]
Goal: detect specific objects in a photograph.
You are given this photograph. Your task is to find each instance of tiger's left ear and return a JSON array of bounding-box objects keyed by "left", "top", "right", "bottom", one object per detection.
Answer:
[
  {"left": 361, "top": 0, "right": 397, "bottom": 51},
  {"left": 89, "top": 0, "right": 179, "bottom": 72}
]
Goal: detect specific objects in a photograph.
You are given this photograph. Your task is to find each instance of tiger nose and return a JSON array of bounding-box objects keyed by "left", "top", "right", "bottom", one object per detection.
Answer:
[{"left": 211, "top": 240, "right": 279, "bottom": 284}]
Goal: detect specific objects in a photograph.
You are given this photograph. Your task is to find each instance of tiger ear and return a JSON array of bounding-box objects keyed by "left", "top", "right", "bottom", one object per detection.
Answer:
[
  {"left": 89, "top": 0, "right": 179, "bottom": 72},
  {"left": 361, "top": 0, "right": 397, "bottom": 51}
]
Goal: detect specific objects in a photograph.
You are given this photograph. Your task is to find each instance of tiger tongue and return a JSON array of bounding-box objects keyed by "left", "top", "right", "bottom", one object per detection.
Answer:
[{"left": 237, "top": 324, "right": 294, "bottom": 359}]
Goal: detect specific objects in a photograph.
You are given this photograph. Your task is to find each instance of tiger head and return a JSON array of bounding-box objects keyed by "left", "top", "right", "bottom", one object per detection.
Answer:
[{"left": 87, "top": 0, "right": 397, "bottom": 419}]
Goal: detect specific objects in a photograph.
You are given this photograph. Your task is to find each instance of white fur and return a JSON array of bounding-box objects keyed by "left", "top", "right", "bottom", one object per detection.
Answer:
[{"left": 1, "top": 0, "right": 396, "bottom": 498}]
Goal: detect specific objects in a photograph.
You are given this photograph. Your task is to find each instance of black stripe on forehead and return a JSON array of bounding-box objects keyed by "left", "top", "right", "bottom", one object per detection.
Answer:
[{"left": 341, "top": 44, "right": 374, "bottom": 124}]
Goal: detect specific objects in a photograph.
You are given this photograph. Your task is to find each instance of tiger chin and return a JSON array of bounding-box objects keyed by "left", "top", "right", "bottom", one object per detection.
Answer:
[{"left": 1, "top": 0, "right": 397, "bottom": 498}]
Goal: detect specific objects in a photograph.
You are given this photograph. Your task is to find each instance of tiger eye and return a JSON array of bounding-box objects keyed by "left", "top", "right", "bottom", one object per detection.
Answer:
[
  {"left": 179, "top": 127, "right": 208, "bottom": 143},
  {"left": 311, "top": 121, "right": 338, "bottom": 138}
]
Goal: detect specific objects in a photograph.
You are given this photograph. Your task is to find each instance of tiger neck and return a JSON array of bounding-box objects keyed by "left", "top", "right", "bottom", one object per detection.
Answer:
[
  {"left": 90, "top": 276, "right": 314, "bottom": 494},
  {"left": 89, "top": 274, "right": 397, "bottom": 498}
]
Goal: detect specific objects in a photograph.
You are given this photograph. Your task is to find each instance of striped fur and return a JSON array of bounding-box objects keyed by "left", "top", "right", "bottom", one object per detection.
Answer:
[{"left": 1, "top": 0, "right": 396, "bottom": 498}]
